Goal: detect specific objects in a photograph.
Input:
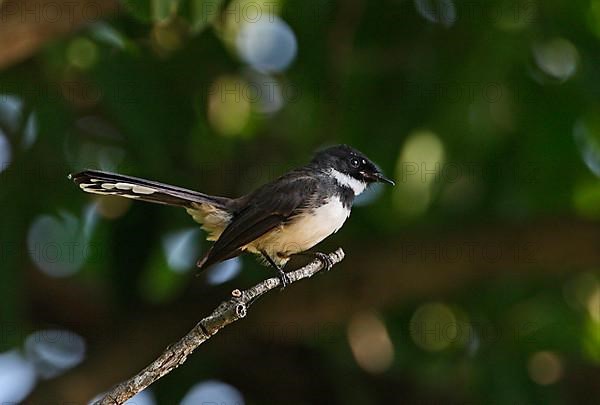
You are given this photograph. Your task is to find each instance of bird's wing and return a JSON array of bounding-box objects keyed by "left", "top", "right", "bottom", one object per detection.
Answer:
[{"left": 197, "top": 174, "right": 318, "bottom": 269}]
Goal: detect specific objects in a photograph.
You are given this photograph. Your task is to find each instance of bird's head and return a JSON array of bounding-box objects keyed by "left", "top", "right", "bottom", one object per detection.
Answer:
[{"left": 311, "top": 145, "right": 395, "bottom": 193}]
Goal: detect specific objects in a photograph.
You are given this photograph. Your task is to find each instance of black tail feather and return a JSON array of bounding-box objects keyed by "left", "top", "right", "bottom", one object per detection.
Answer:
[{"left": 70, "top": 169, "right": 231, "bottom": 209}]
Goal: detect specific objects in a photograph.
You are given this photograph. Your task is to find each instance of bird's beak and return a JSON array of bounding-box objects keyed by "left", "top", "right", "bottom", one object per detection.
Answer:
[
  {"left": 374, "top": 172, "right": 395, "bottom": 186},
  {"left": 361, "top": 171, "right": 396, "bottom": 186}
]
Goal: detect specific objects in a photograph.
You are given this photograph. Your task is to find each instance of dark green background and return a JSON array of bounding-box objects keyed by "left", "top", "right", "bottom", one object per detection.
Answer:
[{"left": 1, "top": 0, "right": 600, "bottom": 403}]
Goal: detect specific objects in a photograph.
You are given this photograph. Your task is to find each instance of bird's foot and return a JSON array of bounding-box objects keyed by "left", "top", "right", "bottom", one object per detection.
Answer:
[
  {"left": 277, "top": 269, "right": 291, "bottom": 290},
  {"left": 314, "top": 252, "right": 334, "bottom": 271},
  {"left": 260, "top": 250, "right": 290, "bottom": 290}
]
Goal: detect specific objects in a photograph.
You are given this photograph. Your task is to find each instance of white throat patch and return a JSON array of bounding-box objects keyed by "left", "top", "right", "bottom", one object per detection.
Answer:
[{"left": 329, "top": 168, "right": 367, "bottom": 196}]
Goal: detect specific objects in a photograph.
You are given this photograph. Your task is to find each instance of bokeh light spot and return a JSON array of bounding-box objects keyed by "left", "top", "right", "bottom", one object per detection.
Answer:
[
  {"left": 208, "top": 76, "right": 252, "bottom": 136},
  {"left": 206, "top": 257, "right": 242, "bottom": 285},
  {"left": 574, "top": 114, "right": 600, "bottom": 177},
  {"left": 152, "top": 23, "right": 184, "bottom": 52},
  {"left": 27, "top": 212, "right": 89, "bottom": 277},
  {"left": 528, "top": 351, "right": 563, "bottom": 385},
  {"left": 347, "top": 311, "right": 394, "bottom": 374},
  {"left": 244, "top": 70, "right": 285, "bottom": 114},
  {"left": 0, "top": 350, "right": 37, "bottom": 403},
  {"left": 532, "top": 38, "right": 578, "bottom": 82},
  {"left": 410, "top": 302, "right": 456, "bottom": 351},
  {"left": 563, "top": 273, "right": 600, "bottom": 311},
  {"left": 162, "top": 228, "right": 201, "bottom": 273},
  {"left": 67, "top": 38, "right": 99, "bottom": 70},
  {"left": 572, "top": 182, "right": 600, "bottom": 219},
  {"left": 414, "top": 0, "right": 456, "bottom": 28},
  {"left": 181, "top": 380, "right": 245, "bottom": 405},
  {"left": 236, "top": 16, "right": 297, "bottom": 73},
  {"left": 94, "top": 195, "right": 132, "bottom": 219},
  {"left": 587, "top": 285, "right": 600, "bottom": 323},
  {"left": 91, "top": 22, "right": 127, "bottom": 49},
  {"left": 22, "top": 112, "right": 38, "bottom": 149},
  {"left": 0, "top": 95, "right": 38, "bottom": 151},
  {"left": 583, "top": 315, "right": 600, "bottom": 363},
  {"left": 0, "top": 94, "right": 23, "bottom": 132},
  {"left": 394, "top": 130, "right": 445, "bottom": 217},
  {"left": 0, "top": 131, "right": 12, "bottom": 174},
  {"left": 25, "top": 330, "right": 86, "bottom": 379}
]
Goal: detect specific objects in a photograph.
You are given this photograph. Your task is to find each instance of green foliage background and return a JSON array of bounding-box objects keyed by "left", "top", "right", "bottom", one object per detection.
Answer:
[{"left": 1, "top": 0, "right": 600, "bottom": 403}]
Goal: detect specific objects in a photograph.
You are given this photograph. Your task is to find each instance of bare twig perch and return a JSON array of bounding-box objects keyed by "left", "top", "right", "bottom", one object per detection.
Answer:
[{"left": 93, "top": 248, "right": 345, "bottom": 404}]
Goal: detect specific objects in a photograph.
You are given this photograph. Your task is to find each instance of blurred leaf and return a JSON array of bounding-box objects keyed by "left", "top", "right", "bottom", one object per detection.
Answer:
[
  {"left": 573, "top": 181, "right": 600, "bottom": 219},
  {"left": 121, "top": 1, "right": 152, "bottom": 22},
  {"left": 190, "top": 0, "right": 225, "bottom": 33},
  {"left": 152, "top": 0, "right": 180, "bottom": 23}
]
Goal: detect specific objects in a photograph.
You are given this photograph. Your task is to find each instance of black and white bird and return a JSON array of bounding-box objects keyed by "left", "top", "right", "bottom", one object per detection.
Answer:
[{"left": 70, "top": 145, "right": 394, "bottom": 286}]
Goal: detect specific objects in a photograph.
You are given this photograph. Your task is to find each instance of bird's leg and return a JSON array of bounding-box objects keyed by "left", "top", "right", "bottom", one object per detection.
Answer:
[
  {"left": 296, "top": 251, "right": 334, "bottom": 271},
  {"left": 260, "top": 250, "right": 290, "bottom": 289}
]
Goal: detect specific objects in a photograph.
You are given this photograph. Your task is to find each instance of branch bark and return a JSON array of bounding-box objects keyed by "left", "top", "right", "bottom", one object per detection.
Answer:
[
  {"left": 26, "top": 218, "right": 600, "bottom": 403},
  {"left": 92, "top": 248, "right": 345, "bottom": 404}
]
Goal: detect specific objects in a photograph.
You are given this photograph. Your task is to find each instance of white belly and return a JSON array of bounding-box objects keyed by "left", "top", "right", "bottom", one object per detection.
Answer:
[{"left": 247, "top": 196, "right": 350, "bottom": 263}]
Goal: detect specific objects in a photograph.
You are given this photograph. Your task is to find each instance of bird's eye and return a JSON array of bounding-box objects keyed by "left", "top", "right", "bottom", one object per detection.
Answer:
[{"left": 350, "top": 158, "right": 360, "bottom": 168}]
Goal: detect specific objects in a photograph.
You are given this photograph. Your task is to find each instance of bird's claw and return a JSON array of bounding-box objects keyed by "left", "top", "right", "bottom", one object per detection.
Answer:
[
  {"left": 314, "top": 252, "right": 334, "bottom": 271},
  {"left": 278, "top": 270, "right": 291, "bottom": 290}
]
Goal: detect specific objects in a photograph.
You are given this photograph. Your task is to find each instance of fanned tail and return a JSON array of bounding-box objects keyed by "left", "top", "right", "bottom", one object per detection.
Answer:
[{"left": 69, "top": 169, "right": 231, "bottom": 209}]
